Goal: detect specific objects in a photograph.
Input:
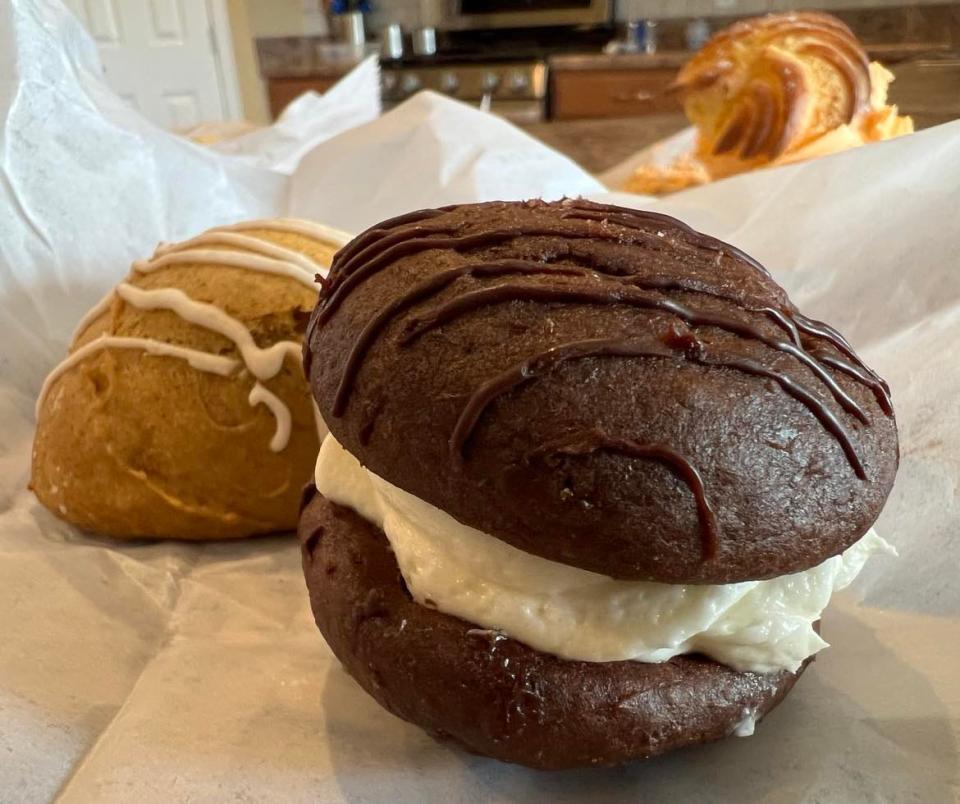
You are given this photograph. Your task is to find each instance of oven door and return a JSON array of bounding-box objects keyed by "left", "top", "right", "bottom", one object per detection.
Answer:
[{"left": 439, "top": 0, "right": 611, "bottom": 31}]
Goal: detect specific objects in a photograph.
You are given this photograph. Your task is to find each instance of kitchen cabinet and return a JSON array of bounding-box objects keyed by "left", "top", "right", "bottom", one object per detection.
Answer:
[
  {"left": 551, "top": 68, "right": 682, "bottom": 119},
  {"left": 549, "top": 54, "right": 687, "bottom": 121},
  {"left": 267, "top": 76, "right": 341, "bottom": 118}
]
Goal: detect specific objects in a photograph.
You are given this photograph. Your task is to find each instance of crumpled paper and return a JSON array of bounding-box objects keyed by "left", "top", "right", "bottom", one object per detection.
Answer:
[
  {"left": 287, "top": 91, "right": 604, "bottom": 233},
  {"left": 208, "top": 55, "right": 382, "bottom": 174},
  {"left": 1, "top": 1, "right": 958, "bottom": 802}
]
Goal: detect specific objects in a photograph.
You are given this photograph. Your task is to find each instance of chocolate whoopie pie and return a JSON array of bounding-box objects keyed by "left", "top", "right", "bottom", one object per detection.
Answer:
[{"left": 299, "top": 199, "right": 898, "bottom": 770}]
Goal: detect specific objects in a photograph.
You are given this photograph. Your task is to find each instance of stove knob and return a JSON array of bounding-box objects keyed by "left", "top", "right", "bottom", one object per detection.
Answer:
[
  {"left": 400, "top": 73, "right": 422, "bottom": 95},
  {"left": 506, "top": 70, "right": 529, "bottom": 94},
  {"left": 439, "top": 71, "right": 460, "bottom": 94},
  {"left": 480, "top": 71, "right": 501, "bottom": 92},
  {"left": 381, "top": 72, "right": 398, "bottom": 93}
]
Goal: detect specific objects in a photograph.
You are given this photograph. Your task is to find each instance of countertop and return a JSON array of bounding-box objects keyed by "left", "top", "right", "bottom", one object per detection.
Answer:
[
  {"left": 547, "top": 42, "right": 955, "bottom": 73},
  {"left": 258, "top": 41, "right": 957, "bottom": 82},
  {"left": 520, "top": 113, "right": 687, "bottom": 174}
]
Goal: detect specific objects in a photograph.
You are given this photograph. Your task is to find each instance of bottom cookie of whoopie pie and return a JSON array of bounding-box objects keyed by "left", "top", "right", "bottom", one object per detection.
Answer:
[{"left": 298, "top": 487, "right": 809, "bottom": 771}]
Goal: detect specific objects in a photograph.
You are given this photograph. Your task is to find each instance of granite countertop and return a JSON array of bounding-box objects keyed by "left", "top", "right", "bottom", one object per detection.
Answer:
[
  {"left": 520, "top": 113, "right": 688, "bottom": 175},
  {"left": 547, "top": 42, "right": 955, "bottom": 73},
  {"left": 259, "top": 40, "right": 957, "bottom": 81},
  {"left": 257, "top": 38, "right": 374, "bottom": 80}
]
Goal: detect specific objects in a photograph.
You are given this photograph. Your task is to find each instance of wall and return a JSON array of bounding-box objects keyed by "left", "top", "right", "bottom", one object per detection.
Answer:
[
  {"left": 227, "top": 0, "right": 332, "bottom": 124},
  {"left": 226, "top": 0, "right": 267, "bottom": 124},
  {"left": 240, "top": 0, "right": 435, "bottom": 37},
  {"left": 244, "top": 0, "right": 330, "bottom": 36},
  {"left": 229, "top": 0, "right": 422, "bottom": 122},
  {"left": 367, "top": 0, "right": 424, "bottom": 32}
]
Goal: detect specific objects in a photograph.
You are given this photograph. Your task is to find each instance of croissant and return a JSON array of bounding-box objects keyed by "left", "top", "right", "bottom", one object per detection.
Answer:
[
  {"left": 678, "top": 11, "right": 878, "bottom": 176},
  {"left": 623, "top": 11, "right": 913, "bottom": 195}
]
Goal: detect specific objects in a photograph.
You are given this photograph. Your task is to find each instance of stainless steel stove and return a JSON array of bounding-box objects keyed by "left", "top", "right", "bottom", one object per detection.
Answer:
[
  {"left": 377, "top": 25, "right": 612, "bottom": 123},
  {"left": 380, "top": 60, "right": 548, "bottom": 122}
]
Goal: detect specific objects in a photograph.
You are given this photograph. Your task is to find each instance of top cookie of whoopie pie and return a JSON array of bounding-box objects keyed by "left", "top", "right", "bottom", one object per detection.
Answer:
[{"left": 304, "top": 199, "right": 897, "bottom": 585}]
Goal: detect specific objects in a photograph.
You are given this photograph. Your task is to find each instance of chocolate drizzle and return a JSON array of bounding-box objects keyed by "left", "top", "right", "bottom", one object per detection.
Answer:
[
  {"left": 793, "top": 312, "right": 892, "bottom": 413},
  {"left": 318, "top": 226, "right": 462, "bottom": 325},
  {"left": 533, "top": 432, "right": 720, "bottom": 561},
  {"left": 311, "top": 201, "right": 894, "bottom": 565},
  {"left": 561, "top": 199, "right": 772, "bottom": 277},
  {"left": 764, "top": 306, "right": 804, "bottom": 346},
  {"left": 561, "top": 198, "right": 698, "bottom": 234},
  {"left": 332, "top": 260, "right": 587, "bottom": 415},
  {"left": 318, "top": 198, "right": 766, "bottom": 331},
  {"left": 702, "top": 352, "right": 866, "bottom": 478},
  {"left": 812, "top": 351, "right": 891, "bottom": 415},
  {"left": 334, "top": 224, "right": 462, "bottom": 280},
  {"left": 330, "top": 208, "right": 448, "bottom": 273},
  {"left": 305, "top": 209, "right": 450, "bottom": 347},
  {"left": 317, "top": 222, "right": 688, "bottom": 327},
  {"left": 327, "top": 250, "right": 808, "bottom": 419},
  {"left": 401, "top": 282, "right": 870, "bottom": 429},
  {"left": 793, "top": 313, "right": 888, "bottom": 385},
  {"left": 450, "top": 334, "right": 867, "bottom": 481},
  {"left": 450, "top": 338, "right": 673, "bottom": 461}
]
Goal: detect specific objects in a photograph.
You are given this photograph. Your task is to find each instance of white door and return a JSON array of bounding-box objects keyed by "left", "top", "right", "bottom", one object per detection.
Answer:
[{"left": 63, "top": 0, "right": 239, "bottom": 129}]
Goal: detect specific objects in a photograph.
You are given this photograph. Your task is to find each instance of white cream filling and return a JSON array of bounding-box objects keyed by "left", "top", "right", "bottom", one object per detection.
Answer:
[{"left": 315, "top": 434, "right": 895, "bottom": 674}]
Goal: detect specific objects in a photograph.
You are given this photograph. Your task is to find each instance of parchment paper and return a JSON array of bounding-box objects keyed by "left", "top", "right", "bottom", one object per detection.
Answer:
[
  {"left": 207, "top": 56, "right": 382, "bottom": 174},
  {"left": 597, "top": 125, "right": 696, "bottom": 190},
  {"left": 1, "top": 2, "right": 957, "bottom": 802}
]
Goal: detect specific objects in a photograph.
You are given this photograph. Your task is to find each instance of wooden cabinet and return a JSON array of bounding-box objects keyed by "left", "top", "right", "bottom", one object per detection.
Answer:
[
  {"left": 551, "top": 67, "right": 682, "bottom": 120},
  {"left": 267, "top": 77, "right": 340, "bottom": 119}
]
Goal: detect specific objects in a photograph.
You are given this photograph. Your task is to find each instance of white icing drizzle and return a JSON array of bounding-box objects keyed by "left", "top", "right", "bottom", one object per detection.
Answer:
[
  {"left": 112, "top": 282, "right": 300, "bottom": 445},
  {"left": 215, "top": 217, "right": 353, "bottom": 247},
  {"left": 73, "top": 220, "right": 341, "bottom": 345},
  {"left": 44, "top": 219, "right": 351, "bottom": 452},
  {"left": 114, "top": 283, "right": 300, "bottom": 381},
  {"left": 36, "top": 335, "right": 239, "bottom": 417},
  {"left": 71, "top": 288, "right": 116, "bottom": 341},
  {"left": 249, "top": 382, "right": 292, "bottom": 452},
  {"left": 133, "top": 248, "right": 320, "bottom": 290},
  {"left": 155, "top": 231, "right": 324, "bottom": 279}
]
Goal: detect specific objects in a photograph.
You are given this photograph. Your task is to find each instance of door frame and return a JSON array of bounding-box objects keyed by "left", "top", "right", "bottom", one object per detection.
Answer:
[{"left": 207, "top": 0, "right": 244, "bottom": 120}]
